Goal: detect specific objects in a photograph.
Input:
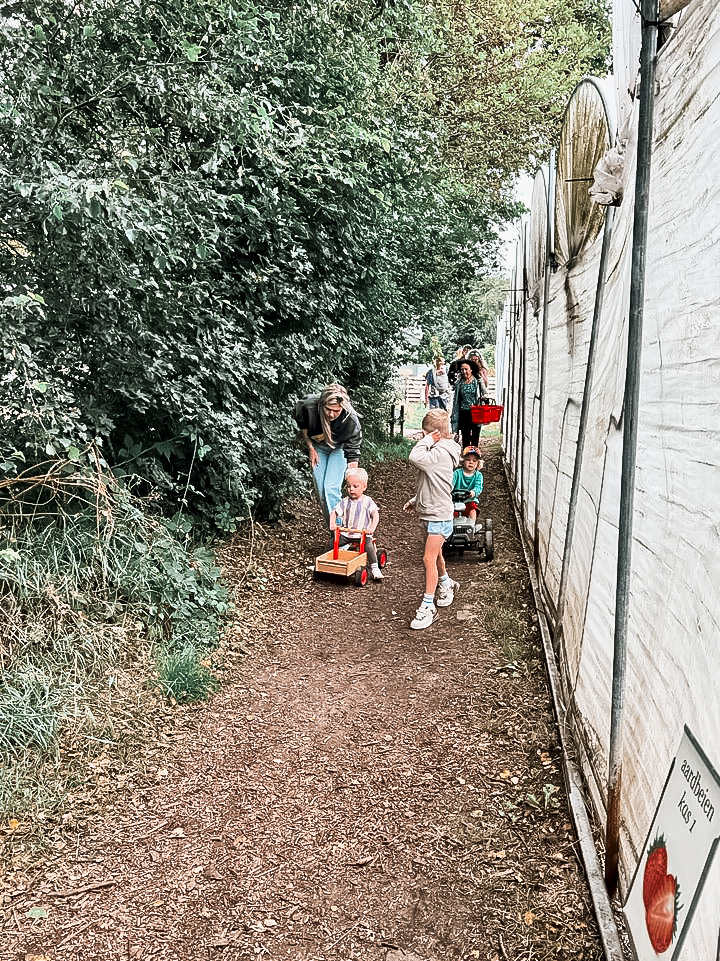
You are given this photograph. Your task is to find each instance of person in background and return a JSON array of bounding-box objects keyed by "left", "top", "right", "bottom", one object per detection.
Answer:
[
  {"left": 329, "top": 467, "right": 383, "bottom": 581},
  {"left": 294, "top": 384, "right": 362, "bottom": 525},
  {"left": 447, "top": 345, "right": 473, "bottom": 386},
  {"left": 451, "top": 446, "right": 484, "bottom": 528},
  {"left": 468, "top": 351, "right": 490, "bottom": 391},
  {"left": 424, "top": 357, "right": 451, "bottom": 411},
  {"left": 402, "top": 408, "right": 461, "bottom": 630},
  {"left": 450, "top": 359, "right": 483, "bottom": 449}
]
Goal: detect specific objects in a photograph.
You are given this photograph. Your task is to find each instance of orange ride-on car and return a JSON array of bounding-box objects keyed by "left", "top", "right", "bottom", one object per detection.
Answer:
[{"left": 313, "top": 527, "right": 388, "bottom": 586}]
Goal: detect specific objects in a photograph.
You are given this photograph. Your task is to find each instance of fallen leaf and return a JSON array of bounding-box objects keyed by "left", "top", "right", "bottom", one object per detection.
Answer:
[
  {"left": 8, "top": 818, "right": 20, "bottom": 830},
  {"left": 524, "top": 910, "right": 535, "bottom": 925},
  {"left": 26, "top": 907, "right": 48, "bottom": 919}
]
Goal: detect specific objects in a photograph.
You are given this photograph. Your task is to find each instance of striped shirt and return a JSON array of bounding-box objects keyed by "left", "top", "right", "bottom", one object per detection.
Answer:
[{"left": 331, "top": 494, "right": 379, "bottom": 535}]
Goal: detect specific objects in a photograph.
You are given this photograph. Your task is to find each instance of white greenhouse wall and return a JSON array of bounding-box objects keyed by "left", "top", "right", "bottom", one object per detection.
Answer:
[{"left": 498, "top": 1, "right": 720, "bottom": 958}]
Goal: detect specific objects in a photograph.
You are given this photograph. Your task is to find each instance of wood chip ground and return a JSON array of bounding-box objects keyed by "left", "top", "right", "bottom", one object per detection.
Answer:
[{"left": 0, "top": 436, "right": 605, "bottom": 961}]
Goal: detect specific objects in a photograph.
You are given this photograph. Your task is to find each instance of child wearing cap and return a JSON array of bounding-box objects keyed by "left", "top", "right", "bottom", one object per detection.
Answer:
[
  {"left": 452, "top": 446, "right": 484, "bottom": 528},
  {"left": 329, "top": 467, "right": 383, "bottom": 580},
  {"left": 403, "top": 408, "right": 462, "bottom": 630}
]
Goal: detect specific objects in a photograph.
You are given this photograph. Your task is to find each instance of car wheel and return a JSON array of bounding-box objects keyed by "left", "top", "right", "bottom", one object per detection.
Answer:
[{"left": 484, "top": 530, "right": 494, "bottom": 561}]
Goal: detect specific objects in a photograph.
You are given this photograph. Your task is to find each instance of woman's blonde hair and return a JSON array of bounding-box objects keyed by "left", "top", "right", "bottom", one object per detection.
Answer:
[
  {"left": 318, "top": 383, "right": 352, "bottom": 449},
  {"left": 421, "top": 408, "right": 451, "bottom": 437}
]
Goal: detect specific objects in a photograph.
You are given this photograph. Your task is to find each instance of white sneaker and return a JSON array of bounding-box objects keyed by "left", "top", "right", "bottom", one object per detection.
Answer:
[
  {"left": 436, "top": 579, "right": 459, "bottom": 608},
  {"left": 410, "top": 604, "right": 437, "bottom": 630},
  {"left": 371, "top": 566, "right": 384, "bottom": 580}
]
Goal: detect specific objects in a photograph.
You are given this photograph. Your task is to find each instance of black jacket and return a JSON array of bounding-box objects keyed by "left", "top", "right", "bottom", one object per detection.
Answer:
[{"left": 293, "top": 395, "right": 363, "bottom": 462}]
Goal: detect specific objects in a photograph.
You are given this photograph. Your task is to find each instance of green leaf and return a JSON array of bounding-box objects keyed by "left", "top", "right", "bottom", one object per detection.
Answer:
[{"left": 26, "top": 907, "right": 48, "bottom": 919}]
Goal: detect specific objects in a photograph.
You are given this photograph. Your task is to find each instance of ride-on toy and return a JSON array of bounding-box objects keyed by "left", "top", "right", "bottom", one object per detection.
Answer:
[
  {"left": 443, "top": 491, "right": 494, "bottom": 561},
  {"left": 442, "top": 401, "right": 501, "bottom": 563},
  {"left": 313, "top": 527, "right": 388, "bottom": 586}
]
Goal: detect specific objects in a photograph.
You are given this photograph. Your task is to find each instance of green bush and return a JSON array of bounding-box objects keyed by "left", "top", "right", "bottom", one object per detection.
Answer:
[
  {"left": 0, "top": 0, "right": 511, "bottom": 526},
  {"left": 0, "top": 463, "right": 229, "bottom": 769},
  {"left": 155, "top": 645, "right": 218, "bottom": 704}
]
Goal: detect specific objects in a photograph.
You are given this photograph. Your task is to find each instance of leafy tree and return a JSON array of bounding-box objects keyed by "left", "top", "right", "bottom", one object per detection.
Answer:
[
  {"left": 426, "top": 0, "right": 612, "bottom": 184},
  {"left": 1, "top": 0, "right": 608, "bottom": 524}
]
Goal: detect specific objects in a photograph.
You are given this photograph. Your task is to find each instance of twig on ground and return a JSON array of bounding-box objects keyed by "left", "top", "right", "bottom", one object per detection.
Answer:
[{"left": 48, "top": 880, "right": 116, "bottom": 898}]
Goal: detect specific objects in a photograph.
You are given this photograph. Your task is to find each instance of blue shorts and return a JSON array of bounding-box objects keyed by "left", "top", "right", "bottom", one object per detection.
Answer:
[{"left": 425, "top": 519, "right": 453, "bottom": 539}]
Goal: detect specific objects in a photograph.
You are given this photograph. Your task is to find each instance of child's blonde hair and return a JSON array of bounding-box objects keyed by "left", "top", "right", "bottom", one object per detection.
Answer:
[
  {"left": 345, "top": 466, "right": 368, "bottom": 486},
  {"left": 421, "top": 409, "right": 451, "bottom": 437}
]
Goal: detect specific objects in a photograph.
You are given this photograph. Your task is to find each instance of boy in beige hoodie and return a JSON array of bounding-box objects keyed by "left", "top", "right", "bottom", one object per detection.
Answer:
[{"left": 403, "top": 409, "right": 462, "bottom": 629}]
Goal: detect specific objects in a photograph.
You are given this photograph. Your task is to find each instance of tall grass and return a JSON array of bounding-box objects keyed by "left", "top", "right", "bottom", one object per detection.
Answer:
[{"left": 0, "top": 461, "right": 229, "bottom": 819}]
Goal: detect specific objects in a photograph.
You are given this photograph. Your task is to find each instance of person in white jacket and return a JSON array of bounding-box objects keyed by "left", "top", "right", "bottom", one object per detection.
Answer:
[{"left": 403, "top": 409, "right": 462, "bottom": 629}]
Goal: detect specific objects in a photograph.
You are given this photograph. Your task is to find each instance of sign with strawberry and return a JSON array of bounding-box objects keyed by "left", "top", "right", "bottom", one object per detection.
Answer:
[{"left": 624, "top": 727, "right": 720, "bottom": 960}]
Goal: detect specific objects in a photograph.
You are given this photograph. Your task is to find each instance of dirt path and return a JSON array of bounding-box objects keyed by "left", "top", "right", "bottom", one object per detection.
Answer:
[{"left": 1, "top": 437, "right": 604, "bottom": 961}]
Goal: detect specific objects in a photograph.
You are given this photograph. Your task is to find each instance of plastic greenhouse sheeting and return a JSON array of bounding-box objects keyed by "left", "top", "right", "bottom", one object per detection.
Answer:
[{"left": 498, "top": 2, "right": 720, "bottom": 958}]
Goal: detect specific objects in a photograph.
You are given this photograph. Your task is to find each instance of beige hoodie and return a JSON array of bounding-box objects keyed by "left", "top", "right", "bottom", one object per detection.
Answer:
[{"left": 408, "top": 435, "right": 462, "bottom": 521}]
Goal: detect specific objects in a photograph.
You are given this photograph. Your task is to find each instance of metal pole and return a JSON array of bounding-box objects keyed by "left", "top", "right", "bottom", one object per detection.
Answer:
[
  {"left": 533, "top": 152, "right": 556, "bottom": 568},
  {"left": 512, "top": 264, "right": 522, "bottom": 488},
  {"left": 519, "top": 223, "right": 528, "bottom": 519},
  {"left": 555, "top": 206, "right": 615, "bottom": 646},
  {"left": 507, "top": 267, "right": 518, "bottom": 482},
  {"left": 605, "top": 0, "right": 658, "bottom": 898},
  {"left": 502, "top": 297, "right": 513, "bottom": 470}
]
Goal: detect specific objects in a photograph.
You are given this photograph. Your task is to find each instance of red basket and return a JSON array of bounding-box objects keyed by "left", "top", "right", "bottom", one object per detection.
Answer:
[{"left": 471, "top": 403, "right": 504, "bottom": 425}]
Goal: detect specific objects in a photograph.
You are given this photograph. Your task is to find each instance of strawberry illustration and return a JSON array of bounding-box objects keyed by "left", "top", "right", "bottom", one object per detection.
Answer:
[
  {"left": 643, "top": 836, "right": 668, "bottom": 910},
  {"left": 645, "top": 871, "right": 681, "bottom": 955}
]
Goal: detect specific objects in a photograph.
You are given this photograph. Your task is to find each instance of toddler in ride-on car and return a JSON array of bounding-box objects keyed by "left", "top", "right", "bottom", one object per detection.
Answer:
[{"left": 451, "top": 445, "right": 484, "bottom": 528}]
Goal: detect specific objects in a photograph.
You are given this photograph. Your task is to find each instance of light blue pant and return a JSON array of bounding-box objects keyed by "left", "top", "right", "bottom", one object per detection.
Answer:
[{"left": 312, "top": 446, "right": 347, "bottom": 523}]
